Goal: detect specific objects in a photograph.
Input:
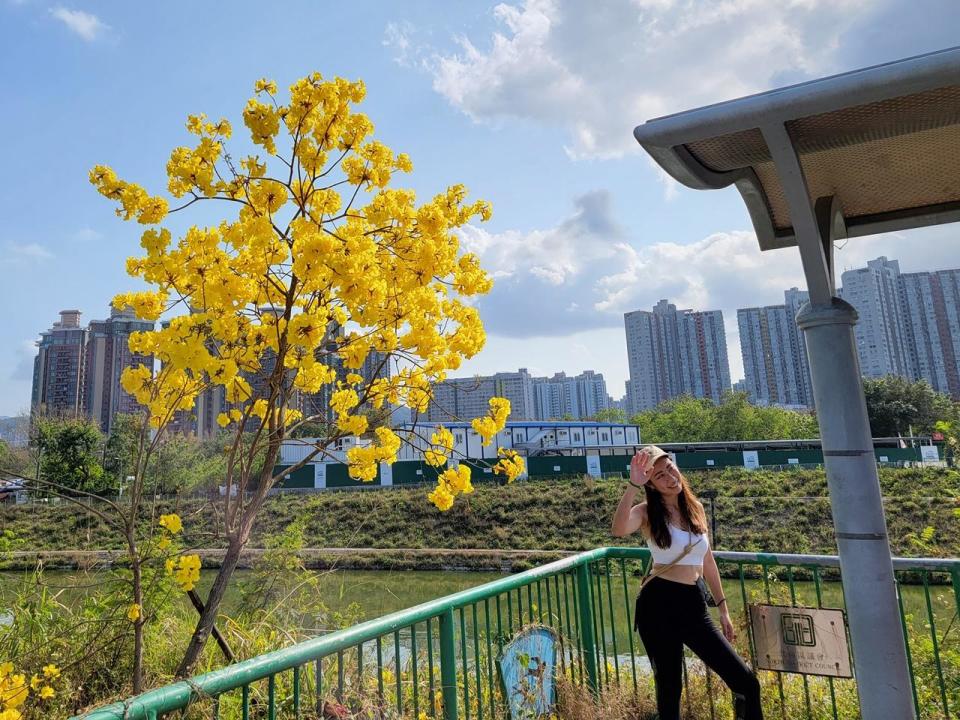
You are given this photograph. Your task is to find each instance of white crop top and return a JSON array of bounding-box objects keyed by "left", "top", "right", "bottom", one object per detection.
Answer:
[{"left": 646, "top": 523, "right": 709, "bottom": 566}]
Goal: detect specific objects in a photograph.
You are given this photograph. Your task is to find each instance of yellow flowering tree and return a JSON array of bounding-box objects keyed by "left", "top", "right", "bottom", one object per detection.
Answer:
[{"left": 91, "top": 72, "right": 523, "bottom": 676}]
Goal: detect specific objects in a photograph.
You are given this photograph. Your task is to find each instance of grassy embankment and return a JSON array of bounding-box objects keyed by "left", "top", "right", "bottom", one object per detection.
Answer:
[{"left": 1, "top": 466, "right": 957, "bottom": 572}]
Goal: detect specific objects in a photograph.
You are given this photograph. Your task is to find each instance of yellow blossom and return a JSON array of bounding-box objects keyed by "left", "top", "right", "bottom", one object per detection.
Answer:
[
  {"left": 0, "top": 674, "right": 27, "bottom": 709},
  {"left": 424, "top": 426, "right": 455, "bottom": 467},
  {"left": 127, "top": 604, "right": 141, "bottom": 622},
  {"left": 428, "top": 463, "right": 473, "bottom": 511},
  {"left": 493, "top": 448, "right": 525, "bottom": 483},
  {"left": 471, "top": 397, "right": 510, "bottom": 446},
  {"left": 427, "top": 484, "right": 454, "bottom": 512},
  {"left": 169, "top": 554, "right": 202, "bottom": 592},
  {"left": 158, "top": 513, "right": 183, "bottom": 534}
]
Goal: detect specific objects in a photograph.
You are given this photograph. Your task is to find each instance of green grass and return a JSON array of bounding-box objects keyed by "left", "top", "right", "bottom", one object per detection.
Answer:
[{"left": 1, "top": 466, "right": 958, "bottom": 561}]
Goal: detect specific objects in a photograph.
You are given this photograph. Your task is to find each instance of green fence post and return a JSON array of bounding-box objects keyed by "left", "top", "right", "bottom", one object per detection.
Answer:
[
  {"left": 952, "top": 568, "right": 960, "bottom": 624},
  {"left": 439, "top": 608, "right": 460, "bottom": 720},
  {"left": 575, "top": 563, "right": 599, "bottom": 695}
]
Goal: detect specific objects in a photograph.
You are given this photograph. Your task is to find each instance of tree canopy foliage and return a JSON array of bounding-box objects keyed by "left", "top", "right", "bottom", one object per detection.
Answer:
[
  {"left": 862, "top": 376, "right": 958, "bottom": 438},
  {"left": 31, "top": 414, "right": 107, "bottom": 493},
  {"left": 631, "top": 392, "right": 820, "bottom": 443}
]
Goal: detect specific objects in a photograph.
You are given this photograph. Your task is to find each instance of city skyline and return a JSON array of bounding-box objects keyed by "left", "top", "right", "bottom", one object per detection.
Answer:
[{"left": 21, "top": 254, "right": 960, "bottom": 431}]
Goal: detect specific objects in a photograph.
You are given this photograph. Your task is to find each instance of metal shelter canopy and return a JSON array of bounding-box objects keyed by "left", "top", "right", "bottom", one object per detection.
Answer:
[{"left": 634, "top": 45, "right": 960, "bottom": 254}]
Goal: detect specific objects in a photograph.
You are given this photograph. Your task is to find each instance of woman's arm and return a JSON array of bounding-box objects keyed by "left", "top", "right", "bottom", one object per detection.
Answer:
[
  {"left": 703, "top": 549, "right": 736, "bottom": 641},
  {"left": 611, "top": 486, "right": 645, "bottom": 537},
  {"left": 611, "top": 450, "right": 651, "bottom": 537}
]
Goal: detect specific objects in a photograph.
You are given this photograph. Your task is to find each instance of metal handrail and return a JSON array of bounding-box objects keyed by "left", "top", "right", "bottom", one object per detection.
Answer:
[{"left": 77, "top": 547, "right": 960, "bottom": 720}]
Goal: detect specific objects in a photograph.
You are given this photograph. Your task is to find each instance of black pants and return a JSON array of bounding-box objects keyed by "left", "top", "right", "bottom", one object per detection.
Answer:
[{"left": 635, "top": 576, "right": 763, "bottom": 720}]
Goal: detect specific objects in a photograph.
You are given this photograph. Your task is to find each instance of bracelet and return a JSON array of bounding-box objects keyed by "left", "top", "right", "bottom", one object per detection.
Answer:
[
  {"left": 628, "top": 480, "right": 646, "bottom": 489},
  {"left": 716, "top": 597, "right": 728, "bottom": 607}
]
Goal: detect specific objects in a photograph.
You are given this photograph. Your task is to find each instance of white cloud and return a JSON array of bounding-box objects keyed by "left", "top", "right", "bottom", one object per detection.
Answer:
[
  {"left": 462, "top": 191, "right": 807, "bottom": 342},
  {"left": 461, "top": 189, "right": 621, "bottom": 289},
  {"left": 49, "top": 6, "right": 108, "bottom": 41},
  {"left": 384, "top": 21, "right": 414, "bottom": 65},
  {"left": 6, "top": 242, "right": 53, "bottom": 261},
  {"left": 11, "top": 340, "right": 38, "bottom": 381},
  {"left": 426, "top": 0, "right": 866, "bottom": 160},
  {"left": 461, "top": 193, "right": 960, "bottom": 386},
  {"left": 72, "top": 227, "right": 102, "bottom": 241}
]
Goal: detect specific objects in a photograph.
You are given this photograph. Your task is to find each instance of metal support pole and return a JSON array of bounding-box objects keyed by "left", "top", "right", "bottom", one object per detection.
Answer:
[
  {"left": 438, "top": 608, "right": 459, "bottom": 720},
  {"left": 796, "top": 299, "right": 915, "bottom": 719},
  {"left": 575, "top": 563, "right": 599, "bottom": 695}
]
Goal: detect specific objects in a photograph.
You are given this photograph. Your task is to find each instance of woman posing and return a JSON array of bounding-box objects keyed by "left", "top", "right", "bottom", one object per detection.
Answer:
[{"left": 611, "top": 445, "right": 763, "bottom": 720}]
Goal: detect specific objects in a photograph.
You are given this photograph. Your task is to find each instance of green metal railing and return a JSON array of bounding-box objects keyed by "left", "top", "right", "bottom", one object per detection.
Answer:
[{"left": 78, "top": 548, "right": 960, "bottom": 720}]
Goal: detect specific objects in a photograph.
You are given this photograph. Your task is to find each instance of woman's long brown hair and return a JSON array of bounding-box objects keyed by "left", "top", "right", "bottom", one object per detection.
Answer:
[{"left": 643, "top": 460, "right": 708, "bottom": 549}]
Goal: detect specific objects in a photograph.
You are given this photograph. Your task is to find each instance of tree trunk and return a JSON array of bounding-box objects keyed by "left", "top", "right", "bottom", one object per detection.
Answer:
[
  {"left": 174, "top": 532, "right": 245, "bottom": 678},
  {"left": 176, "top": 439, "right": 282, "bottom": 677},
  {"left": 132, "top": 562, "right": 144, "bottom": 693}
]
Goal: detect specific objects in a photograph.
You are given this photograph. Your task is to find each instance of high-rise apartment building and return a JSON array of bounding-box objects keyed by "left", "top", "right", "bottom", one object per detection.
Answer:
[
  {"left": 428, "top": 368, "right": 536, "bottom": 423},
  {"left": 532, "top": 370, "right": 609, "bottom": 420},
  {"left": 85, "top": 307, "right": 155, "bottom": 433},
  {"left": 32, "top": 307, "right": 155, "bottom": 430},
  {"left": 783, "top": 288, "right": 813, "bottom": 405},
  {"left": 743, "top": 258, "right": 960, "bottom": 403},
  {"left": 624, "top": 299, "right": 731, "bottom": 412},
  {"left": 32, "top": 310, "right": 89, "bottom": 416},
  {"left": 840, "top": 257, "right": 913, "bottom": 379},
  {"left": 737, "top": 288, "right": 811, "bottom": 407},
  {"left": 898, "top": 268, "right": 960, "bottom": 398}
]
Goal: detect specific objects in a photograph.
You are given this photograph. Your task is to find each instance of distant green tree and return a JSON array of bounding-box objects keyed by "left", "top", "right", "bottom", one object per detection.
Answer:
[
  {"left": 287, "top": 420, "right": 332, "bottom": 439},
  {"left": 632, "top": 396, "right": 716, "bottom": 442},
  {"left": 148, "top": 433, "right": 229, "bottom": 494},
  {"left": 103, "top": 413, "right": 144, "bottom": 493},
  {"left": 863, "top": 376, "right": 958, "bottom": 437},
  {"left": 594, "top": 407, "right": 627, "bottom": 424},
  {"left": 0, "top": 437, "right": 35, "bottom": 478},
  {"left": 630, "top": 392, "right": 819, "bottom": 443},
  {"left": 32, "top": 414, "right": 106, "bottom": 493}
]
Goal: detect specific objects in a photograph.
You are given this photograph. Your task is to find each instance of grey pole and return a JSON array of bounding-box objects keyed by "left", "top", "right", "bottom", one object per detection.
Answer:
[{"left": 796, "top": 299, "right": 915, "bottom": 719}]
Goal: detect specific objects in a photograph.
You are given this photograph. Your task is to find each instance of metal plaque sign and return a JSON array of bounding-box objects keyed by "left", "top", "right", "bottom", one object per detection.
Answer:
[{"left": 749, "top": 604, "right": 852, "bottom": 678}]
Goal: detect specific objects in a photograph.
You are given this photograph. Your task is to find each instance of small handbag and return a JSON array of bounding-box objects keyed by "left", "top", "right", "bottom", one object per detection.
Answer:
[{"left": 697, "top": 575, "right": 717, "bottom": 607}]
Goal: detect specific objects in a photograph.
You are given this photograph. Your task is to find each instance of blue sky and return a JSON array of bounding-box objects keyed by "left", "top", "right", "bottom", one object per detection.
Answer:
[{"left": 2, "top": 0, "right": 960, "bottom": 417}]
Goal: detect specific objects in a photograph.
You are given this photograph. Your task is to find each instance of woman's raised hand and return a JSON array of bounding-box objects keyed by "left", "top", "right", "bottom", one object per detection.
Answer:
[{"left": 629, "top": 450, "right": 652, "bottom": 488}]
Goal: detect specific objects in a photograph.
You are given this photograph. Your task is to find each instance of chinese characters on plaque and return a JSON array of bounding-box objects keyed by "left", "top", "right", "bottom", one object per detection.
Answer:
[{"left": 749, "top": 604, "right": 852, "bottom": 678}]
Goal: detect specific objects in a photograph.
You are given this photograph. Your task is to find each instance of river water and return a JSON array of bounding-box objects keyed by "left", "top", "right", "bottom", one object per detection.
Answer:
[{"left": 1, "top": 568, "right": 954, "bottom": 661}]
